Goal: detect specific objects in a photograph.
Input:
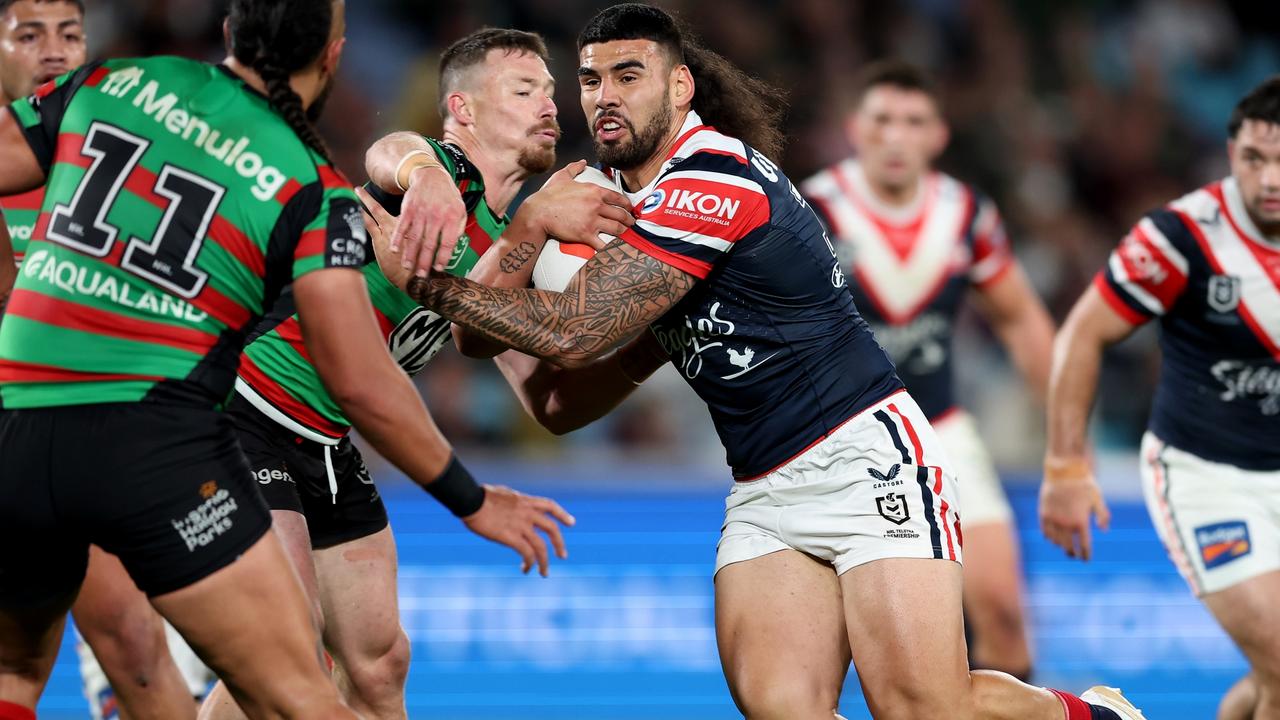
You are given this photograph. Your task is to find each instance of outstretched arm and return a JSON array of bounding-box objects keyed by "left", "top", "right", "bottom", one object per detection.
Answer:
[
  {"left": 364, "top": 131, "right": 467, "bottom": 275},
  {"left": 407, "top": 240, "right": 695, "bottom": 368}
]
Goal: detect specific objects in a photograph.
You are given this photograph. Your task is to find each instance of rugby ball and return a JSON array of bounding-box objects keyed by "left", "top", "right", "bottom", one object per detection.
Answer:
[{"left": 531, "top": 166, "right": 621, "bottom": 291}]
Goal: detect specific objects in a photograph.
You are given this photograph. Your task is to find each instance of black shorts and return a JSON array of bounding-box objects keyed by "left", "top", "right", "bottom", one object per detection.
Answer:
[
  {"left": 226, "top": 393, "right": 388, "bottom": 550},
  {"left": 0, "top": 403, "right": 271, "bottom": 607}
]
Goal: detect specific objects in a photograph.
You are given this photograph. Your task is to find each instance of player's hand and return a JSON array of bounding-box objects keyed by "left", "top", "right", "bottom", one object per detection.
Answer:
[
  {"left": 462, "top": 484, "right": 576, "bottom": 577},
  {"left": 356, "top": 186, "right": 414, "bottom": 291},
  {"left": 1039, "top": 456, "right": 1111, "bottom": 561},
  {"left": 392, "top": 164, "right": 467, "bottom": 277},
  {"left": 521, "top": 160, "right": 634, "bottom": 250}
]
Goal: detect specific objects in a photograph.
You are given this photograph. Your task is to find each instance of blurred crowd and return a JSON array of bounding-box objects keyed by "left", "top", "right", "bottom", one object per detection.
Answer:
[{"left": 83, "top": 0, "right": 1280, "bottom": 474}]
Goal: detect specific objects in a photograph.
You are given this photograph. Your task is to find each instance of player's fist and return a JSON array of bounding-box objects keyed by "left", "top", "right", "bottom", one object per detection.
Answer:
[
  {"left": 462, "top": 485, "right": 576, "bottom": 577},
  {"left": 1039, "top": 456, "right": 1111, "bottom": 562},
  {"left": 524, "top": 160, "right": 634, "bottom": 249}
]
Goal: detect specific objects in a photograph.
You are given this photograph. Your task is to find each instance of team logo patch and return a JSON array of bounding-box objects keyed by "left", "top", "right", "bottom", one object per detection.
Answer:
[
  {"left": 641, "top": 189, "right": 665, "bottom": 214},
  {"left": 388, "top": 307, "right": 452, "bottom": 376},
  {"left": 1207, "top": 274, "right": 1241, "bottom": 313},
  {"left": 876, "top": 492, "right": 911, "bottom": 526},
  {"left": 1195, "top": 520, "right": 1251, "bottom": 570}
]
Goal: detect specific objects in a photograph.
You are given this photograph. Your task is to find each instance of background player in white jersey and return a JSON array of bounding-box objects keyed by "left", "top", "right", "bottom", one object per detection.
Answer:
[
  {"left": 1042, "top": 76, "right": 1280, "bottom": 720},
  {"left": 372, "top": 4, "right": 1145, "bottom": 719},
  {"left": 801, "top": 61, "right": 1054, "bottom": 681}
]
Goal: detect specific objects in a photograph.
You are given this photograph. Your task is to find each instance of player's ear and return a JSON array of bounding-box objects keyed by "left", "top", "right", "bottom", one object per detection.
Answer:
[
  {"left": 671, "top": 63, "right": 694, "bottom": 110},
  {"left": 446, "top": 92, "right": 475, "bottom": 127},
  {"left": 320, "top": 37, "right": 346, "bottom": 77},
  {"left": 843, "top": 111, "right": 862, "bottom": 153},
  {"left": 929, "top": 119, "right": 950, "bottom": 159}
]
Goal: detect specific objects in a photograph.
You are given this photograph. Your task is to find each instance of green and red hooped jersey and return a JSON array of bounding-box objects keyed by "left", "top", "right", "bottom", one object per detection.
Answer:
[
  {"left": 1, "top": 186, "right": 43, "bottom": 266},
  {"left": 0, "top": 57, "right": 368, "bottom": 410},
  {"left": 235, "top": 138, "right": 509, "bottom": 443}
]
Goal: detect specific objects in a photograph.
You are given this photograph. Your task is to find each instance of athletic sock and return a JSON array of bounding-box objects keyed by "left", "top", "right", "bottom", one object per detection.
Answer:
[
  {"left": 1049, "top": 689, "right": 1122, "bottom": 720},
  {"left": 0, "top": 700, "right": 35, "bottom": 720}
]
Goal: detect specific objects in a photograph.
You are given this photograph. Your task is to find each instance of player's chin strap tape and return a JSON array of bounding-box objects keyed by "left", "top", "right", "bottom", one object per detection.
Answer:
[{"left": 427, "top": 455, "right": 486, "bottom": 517}]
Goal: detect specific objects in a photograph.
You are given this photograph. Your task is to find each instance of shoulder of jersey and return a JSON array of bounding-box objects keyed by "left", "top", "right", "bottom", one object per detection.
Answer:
[
  {"left": 1142, "top": 180, "right": 1225, "bottom": 254},
  {"left": 667, "top": 126, "right": 756, "bottom": 176}
]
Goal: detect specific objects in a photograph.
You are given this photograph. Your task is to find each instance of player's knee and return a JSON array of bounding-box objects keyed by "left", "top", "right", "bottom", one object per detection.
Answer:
[
  {"left": 343, "top": 626, "right": 411, "bottom": 702},
  {"left": 733, "top": 677, "right": 840, "bottom": 720},
  {"left": 869, "top": 676, "right": 973, "bottom": 720},
  {"left": 80, "top": 608, "right": 168, "bottom": 685}
]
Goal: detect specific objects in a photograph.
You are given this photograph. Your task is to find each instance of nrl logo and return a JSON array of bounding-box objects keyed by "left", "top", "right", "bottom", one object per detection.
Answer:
[
  {"left": 875, "top": 491, "right": 911, "bottom": 526},
  {"left": 1207, "top": 274, "right": 1240, "bottom": 314}
]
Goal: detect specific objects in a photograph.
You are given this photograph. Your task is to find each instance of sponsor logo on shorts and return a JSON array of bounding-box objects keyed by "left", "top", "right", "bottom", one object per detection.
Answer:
[
  {"left": 254, "top": 467, "right": 293, "bottom": 486},
  {"left": 885, "top": 528, "right": 919, "bottom": 540},
  {"left": 171, "top": 483, "right": 239, "bottom": 552},
  {"left": 868, "top": 463, "right": 903, "bottom": 489},
  {"left": 876, "top": 492, "right": 911, "bottom": 526},
  {"left": 1195, "top": 520, "right": 1251, "bottom": 570}
]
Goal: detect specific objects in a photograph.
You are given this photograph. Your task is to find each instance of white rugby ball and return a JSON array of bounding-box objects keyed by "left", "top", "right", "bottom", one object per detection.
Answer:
[{"left": 531, "top": 166, "right": 621, "bottom": 291}]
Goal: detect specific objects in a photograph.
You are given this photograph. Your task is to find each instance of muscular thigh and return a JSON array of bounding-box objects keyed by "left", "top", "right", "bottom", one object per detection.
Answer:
[
  {"left": 840, "top": 558, "right": 970, "bottom": 718},
  {"left": 714, "top": 549, "right": 850, "bottom": 707},
  {"left": 1203, "top": 571, "right": 1280, "bottom": 681}
]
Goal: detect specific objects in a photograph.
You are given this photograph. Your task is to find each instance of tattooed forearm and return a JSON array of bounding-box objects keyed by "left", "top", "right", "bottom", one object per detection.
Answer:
[
  {"left": 407, "top": 242, "right": 696, "bottom": 367},
  {"left": 498, "top": 241, "right": 538, "bottom": 274}
]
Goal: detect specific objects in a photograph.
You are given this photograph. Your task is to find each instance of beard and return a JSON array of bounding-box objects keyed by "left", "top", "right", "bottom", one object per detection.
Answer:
[
  {"left": 307, "top": 76, "right": 335, "bottom": 123},
  {"left": 518, "top": 121, "right": 560, "bottom": 174},
  {"left": 518, "top": 145, "right": 556, "bottom": 175},
  {"left": 593, "top": 99, "right": 673, "bottom": 171}
]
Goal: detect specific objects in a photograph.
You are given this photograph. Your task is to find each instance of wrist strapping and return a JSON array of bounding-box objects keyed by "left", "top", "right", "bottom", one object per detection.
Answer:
[
  {"left": 394, "top": 149, "right": 447, "bottom": 192},
  {"left": 427, "top": 455, "right": 486, "bottom": 517}
]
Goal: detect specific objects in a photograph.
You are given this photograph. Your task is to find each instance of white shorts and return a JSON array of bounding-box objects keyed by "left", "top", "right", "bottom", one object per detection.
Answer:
[
  {"left": 716, "top": 390, "right": 964, "bottom": 576},
  {"left": 933, "top": 409, "right": 1013, "bottom": 527},
  {"left": 77, "top": 622, "right": 215, "bottom": 720},
  {"left": 1141, "top": 432, "right": 1280, "bottom": 597}
]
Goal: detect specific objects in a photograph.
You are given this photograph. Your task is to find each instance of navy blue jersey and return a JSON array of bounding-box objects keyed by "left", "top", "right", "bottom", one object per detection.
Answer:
[
  {"left": 1098, "top": 177, "right": 1280, "bottom": 470},
  {"left": 801, "top": 160, "right": 1014, "bottom": 420},
  {"left": 610, "top": 113, "right": 902, "bottom": 479}
]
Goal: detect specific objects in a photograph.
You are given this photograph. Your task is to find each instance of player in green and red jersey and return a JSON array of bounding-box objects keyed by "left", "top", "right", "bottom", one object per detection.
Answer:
[
  {"left": 0, "top": 2, "right": 571, "bottom": 719},
  {"left": 0, "top": 0, "right": 83, "bottom": 269},
  {"left": 198, "top": 29, "right": 632, "bottom": 720}
]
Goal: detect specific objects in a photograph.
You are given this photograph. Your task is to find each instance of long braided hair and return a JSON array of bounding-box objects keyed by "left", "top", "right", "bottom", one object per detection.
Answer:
[{"left": 227, "top": 0, "right": 335, "bottom": 161}]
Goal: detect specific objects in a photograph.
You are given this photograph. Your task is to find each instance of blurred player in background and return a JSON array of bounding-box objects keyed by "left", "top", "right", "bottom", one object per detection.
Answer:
[
  {"left": 199, "top": 27, "right": 602, "bottom": 720},
  {"left": 1042, "top": 75, "right": 1280, "bottom": 720},
  {"left": 373, "top": 4, "right": 1144, "bottom": 719},
  {"left": 801, "top": 61, "right": 1053, "bottom": 682}
]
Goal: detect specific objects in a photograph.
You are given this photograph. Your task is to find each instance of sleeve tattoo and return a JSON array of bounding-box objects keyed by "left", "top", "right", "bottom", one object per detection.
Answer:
[{"left": 408, "top": 241, "right": 696, "bottom": 366}]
